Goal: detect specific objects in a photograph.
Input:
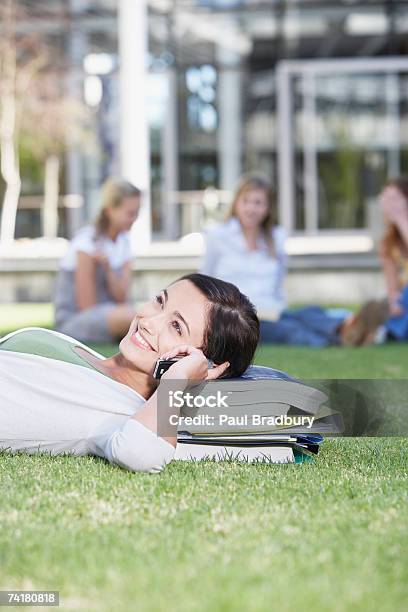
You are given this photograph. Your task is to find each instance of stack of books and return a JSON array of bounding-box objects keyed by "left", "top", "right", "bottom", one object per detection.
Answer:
[
  {"left": 175, "top": 433, "right": 324, "bottom": 464},
  {"left": 174, "top": 366, "right": 339, "bottom": 464}
]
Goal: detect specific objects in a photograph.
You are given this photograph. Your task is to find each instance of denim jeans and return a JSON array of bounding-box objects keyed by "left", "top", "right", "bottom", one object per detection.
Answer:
[{"left": 260, "top": 306, "right": 345, "bottom": 347}]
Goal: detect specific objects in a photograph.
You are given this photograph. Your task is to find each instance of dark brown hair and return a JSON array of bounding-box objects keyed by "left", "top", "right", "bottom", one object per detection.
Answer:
[
  {"left": 226, "top": 173, "right": 277, "bottom": 255},
  {"left": 177, "top": 273, "right": 260, "bottom": 378},
  {"left": 380, "top": 177, "right": 408, "bottom": 259}
]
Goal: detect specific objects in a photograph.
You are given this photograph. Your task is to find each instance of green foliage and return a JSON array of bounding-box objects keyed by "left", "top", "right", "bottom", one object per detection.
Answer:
[
  {"left": 0, "top": 303, "right": 53, "bottom": 335},
  {"left": 18, "top": 138, "right": 44, "bottom": 190},
  {"left": 318, "top": 126, "right": 364, "bottom": 229}
]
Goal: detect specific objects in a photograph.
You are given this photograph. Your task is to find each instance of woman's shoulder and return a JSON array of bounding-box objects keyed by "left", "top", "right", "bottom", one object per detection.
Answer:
[
  {"left": 116, "top": 230, "right": 132, "bottom": 250},
  {"left": 271, "top": 225, "right": 286, "bottom": 252},
  {"left": 0, "top": 327, "right": 68, "bottom": 357},
  {"left": 72, "top": 224, "right": 96, "bottom": 247},
  {"left": 204, "top": 218, "right": 240, "bottom": 239},
  {"left": 0, "top": 327, "right": 105, "bottom": 364},
  {"left": 0, "top": 327, "right": 100, "bottom": 350},
  {"left": 271, "top": 224, "right": 286, "bottom": 238},
  {"left": 72, "top": 224, "right": 95, "bottom": 240},
  {"left": 0, "top": 327, "right": 59, "bottom": 346},
  {"left": 59, "top": 225, "right": 96, "bottom": 270},
  {"left": 67, "top": 225, "right": 97, "bottom": 256}
]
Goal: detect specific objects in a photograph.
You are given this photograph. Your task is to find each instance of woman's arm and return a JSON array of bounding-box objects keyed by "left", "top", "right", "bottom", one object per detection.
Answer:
[
  {"left": 75, "top": 251, "right": 98, "bottom": 311},
  {"left": 395, "top": 216, "right": 408, "bottom": 250},
  {"left": 102, "top": 415, "right": 176, "bottom": 474},
  {"left": 102, "top": 346, "right": 229, "bottom": 473},
  {"left": 381, "top": 190, "right": 408, "bottom": 250},
  {"left": 101, "top": 259, "right": 132, "bottom": 303},
  {"left": 379, "top": 247, "right": 402, "bottom": 315},
  {"left": 379, "top": 190, "right": 408, "bottom": 314},
  {"left": 131, "top": 346, "right": 229, "bottom": 445},
  {"left": 97, "top": 386, "right": 178, "bottom": 474}
]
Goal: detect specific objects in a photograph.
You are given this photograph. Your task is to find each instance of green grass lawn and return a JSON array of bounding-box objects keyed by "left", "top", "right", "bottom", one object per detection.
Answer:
[
  {"left": 0, "top": 303, "right": 54, "bottom": 335},
  {"left": 1, "top": 303, "right": 407, "bottom": 378},
  {"left": 1, "top": 304, "right": 407, "bottom": 611}
]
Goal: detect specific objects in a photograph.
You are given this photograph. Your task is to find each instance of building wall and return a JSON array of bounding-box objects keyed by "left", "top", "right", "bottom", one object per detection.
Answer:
[{"left": 0, "top": 254, "right": 385, "bottom": 306}]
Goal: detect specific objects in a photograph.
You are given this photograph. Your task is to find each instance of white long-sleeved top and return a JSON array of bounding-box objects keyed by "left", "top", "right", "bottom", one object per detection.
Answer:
[
  {"left": 0, "top": 328, "right": 175, "bottom": 473},
  {"left": 200, "top": 218, "right": 287, "bottom": 315}
]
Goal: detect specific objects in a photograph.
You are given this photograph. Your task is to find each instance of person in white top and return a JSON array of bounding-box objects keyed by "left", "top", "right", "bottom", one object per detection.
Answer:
[
  {"left": 201, "top": 173, "right": 347, "bottom": 346},
  {"left": 201, "top": 174, "right": 287, "bottom": 318},
  {"left": 54, "top": 178, "right": 140, "bottom": 343},
  {"left": 0, "top": 274, "right": 260, "bottom": 473}
]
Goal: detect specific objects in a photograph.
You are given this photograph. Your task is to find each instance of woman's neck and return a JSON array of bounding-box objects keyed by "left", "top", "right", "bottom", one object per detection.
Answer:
[
  {"left": 239, "top": 224, "right": 260, "bottom": 250},
  {"left": 105, "top": 226, "right": 120, "bottom": 241},
  {"left": 77, "top": 347, "right": 157, "bottom": 399},
  {"left": 103, "top": 353, "right": 158, "bottom": 399}
]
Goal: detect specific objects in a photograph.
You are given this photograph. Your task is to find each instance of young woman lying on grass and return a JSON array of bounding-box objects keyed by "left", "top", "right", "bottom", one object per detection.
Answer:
[{"left": 0, "top": 274, "right": 259, "bottom": 474}]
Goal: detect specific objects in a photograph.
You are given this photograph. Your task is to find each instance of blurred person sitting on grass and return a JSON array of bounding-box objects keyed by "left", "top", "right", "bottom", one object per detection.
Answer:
[
  {"left": 340, "top": 177, "right": 408, "bottom": 345},
  {"left": 53, "top": 177, "right": 140, "bottom": 344},
  {"left": 0, "top": 274, "right": 258, "bottom": 473},
  {"left": 380, "top": 177, "right": 408, "bottom": 330},
  {"left": 200, "top": 172, "right": 357, "bottom": 347}
]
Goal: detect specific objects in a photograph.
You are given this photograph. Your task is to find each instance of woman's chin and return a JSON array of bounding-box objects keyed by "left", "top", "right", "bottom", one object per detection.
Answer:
[
  {"left": 119, "top": 336, "right": 157, "bottom": 373},
  {"left": 242, "top": 219, "right": 262, "bottom": 229}
]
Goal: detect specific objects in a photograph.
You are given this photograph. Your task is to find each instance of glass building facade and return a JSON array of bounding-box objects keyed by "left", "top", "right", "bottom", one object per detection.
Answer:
[
  {"left": 147, "top": 0, "right": 408, "bottom": 241},
  {"left": 6, "top": 0, "right": 408, "bottom": 246}
]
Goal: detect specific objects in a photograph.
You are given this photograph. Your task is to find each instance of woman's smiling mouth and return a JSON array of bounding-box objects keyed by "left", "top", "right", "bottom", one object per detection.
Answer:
[{"left": 130, "top": 328, "right": 155, "bottom": 351}]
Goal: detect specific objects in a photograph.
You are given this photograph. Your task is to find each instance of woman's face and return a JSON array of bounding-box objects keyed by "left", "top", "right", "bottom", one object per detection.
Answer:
[
  {"left": 108, "top": 196, "right": 140, "bottom": 233},
  {"left": 380, "top": 185, "right": 408, "bottom": 226},
  {"left": 381, "top": 185, "right": 407, "bottom": 204},
  {"left": 119, "top": 280, "right": 208, "bottom": 374},
  {"left": 381, "top": 185, "right": 399, "bottom": 201},
  {"left": 235, "top": 188, "right": 269, "bottom": 230}
]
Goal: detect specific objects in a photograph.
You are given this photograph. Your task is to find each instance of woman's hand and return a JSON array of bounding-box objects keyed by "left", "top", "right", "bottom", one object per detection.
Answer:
[
  {"left": 93, "top": 249, "right": 110, "bottom": 270},
  {"left": 159, "top": 345, "right": 229, "bottom": 382},
  {"left": 389, "top": 293, "right": 404, "bottom": 317}
]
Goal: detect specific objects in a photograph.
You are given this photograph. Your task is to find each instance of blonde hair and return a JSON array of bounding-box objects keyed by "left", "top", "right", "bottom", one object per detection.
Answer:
[
  {"left": 95, "top": 177, "right": 141, "bottom": 236},
  {"left": 226, "top": 173, "right": 277, "bottom": 255},
  {"left": 380, "top": 177, "right": 408, "bottom": 260}
]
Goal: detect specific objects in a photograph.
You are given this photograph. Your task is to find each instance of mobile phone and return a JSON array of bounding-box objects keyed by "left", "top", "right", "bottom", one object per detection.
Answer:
[
  {"left": 153, "top": 357, "right": 214, "bottom": 380},
  {"left": 153, "top": 358, "right": 180, "bottom": 380}
]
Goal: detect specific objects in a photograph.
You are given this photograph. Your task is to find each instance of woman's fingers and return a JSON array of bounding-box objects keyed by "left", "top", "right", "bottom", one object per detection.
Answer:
[
  {"left": 206, "top": 361, "right": 230, "bottom": 380},
  {"left": 160, "top": 345, "right": 188, "bottom": 359},
  {"left": 160, "top": 345, "right": 201, "bottom": 360},
  {"left": 159, "top": 347, "right": 231, "bottom": 381}
]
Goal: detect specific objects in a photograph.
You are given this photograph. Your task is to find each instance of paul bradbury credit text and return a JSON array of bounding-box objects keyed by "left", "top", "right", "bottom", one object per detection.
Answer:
[{"left": 169, "top": 414, "right": 315, "bottom": 428}]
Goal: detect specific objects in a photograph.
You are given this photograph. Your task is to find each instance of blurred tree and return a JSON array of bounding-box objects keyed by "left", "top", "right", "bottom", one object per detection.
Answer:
[
  {"left": 21, "top": 73, "right": 90, "bottom": 239},
  {"left": 0, "top": 0, "right": 91, "bottom": 243},
  {"left": 0, "top": 0, "right": 47, "bottom": 245}
]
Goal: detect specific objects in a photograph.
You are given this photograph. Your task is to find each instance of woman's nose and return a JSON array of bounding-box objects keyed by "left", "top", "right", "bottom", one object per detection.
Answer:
[
  {"left": 139, "top": 312, "right": 164, "bottom": 336},
  {"left": 140, "top": 317, "right": 155, "bottom": 336}
]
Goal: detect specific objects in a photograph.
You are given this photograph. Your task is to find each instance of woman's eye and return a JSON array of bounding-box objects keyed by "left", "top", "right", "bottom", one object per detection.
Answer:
[
  {"left": 172, "top": 321, "right": 182, "bottom": 336},
  {"left": 155, "top": 294, "right": 163, "bottom": 306}
]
